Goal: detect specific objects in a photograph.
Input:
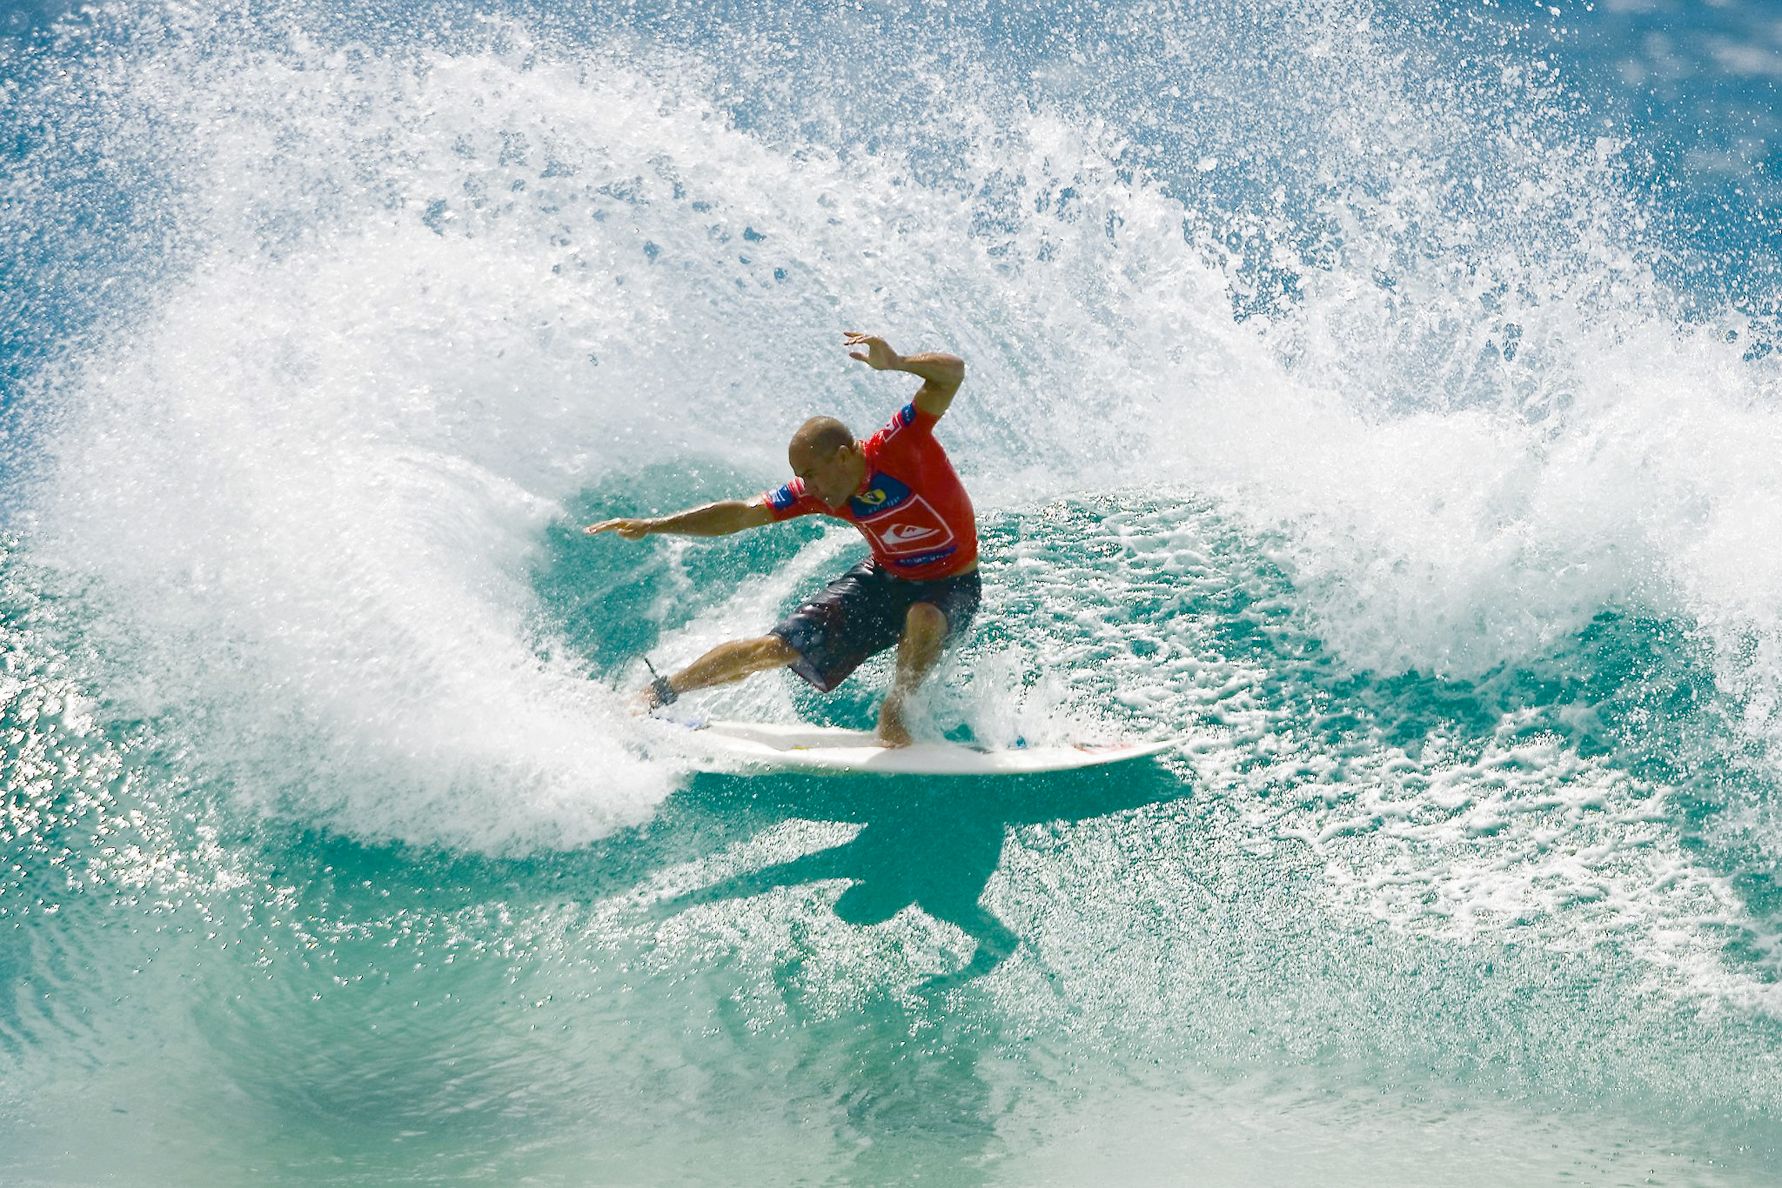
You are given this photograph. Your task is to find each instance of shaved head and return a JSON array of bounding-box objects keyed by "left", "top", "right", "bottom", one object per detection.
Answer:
[
  {"left": 785, "top": 415, "right": 867, "bottom": 505},
  {"left": 789, "top": 416, "right": 854, "bottom": 460}
]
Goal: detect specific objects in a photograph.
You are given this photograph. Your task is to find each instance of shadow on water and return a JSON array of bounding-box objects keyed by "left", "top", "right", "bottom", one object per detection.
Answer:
[
  {"left": 646, "top": 758, "right": 1192, "bottom": 1182},
  {"left": 654, "top": 757, "right": 1190, "bottom": 992},
  {"left": 165, "top": 756, "right": 1192, "bottom": 1183},
  {"left": 256, "top": 747, "right": 1192, "bottom": 998}
]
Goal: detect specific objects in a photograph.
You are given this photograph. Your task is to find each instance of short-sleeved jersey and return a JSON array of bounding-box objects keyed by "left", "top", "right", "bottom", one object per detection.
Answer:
[{"left": 762, "top": 403, "right": 978, "bottom": 581}]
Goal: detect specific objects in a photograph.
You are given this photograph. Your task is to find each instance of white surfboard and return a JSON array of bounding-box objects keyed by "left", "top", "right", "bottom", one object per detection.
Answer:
[{"left": 656, "top": 718, "right": 1177, "bottom": 777}]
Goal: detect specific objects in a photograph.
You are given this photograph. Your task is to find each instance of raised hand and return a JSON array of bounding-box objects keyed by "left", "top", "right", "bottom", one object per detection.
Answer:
[{"left": 844, "top": 330, "right": 901, "bottom": 371}]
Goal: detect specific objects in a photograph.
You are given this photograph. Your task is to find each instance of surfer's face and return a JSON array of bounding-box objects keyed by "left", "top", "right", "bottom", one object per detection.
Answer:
[{"left": 789, "top": 440, "right": 862, "bottom": 506}]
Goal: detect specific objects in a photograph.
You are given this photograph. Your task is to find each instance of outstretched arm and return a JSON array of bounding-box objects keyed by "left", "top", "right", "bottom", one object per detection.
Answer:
[
  {"left": 584, "top": 498, "right": 773, "bottom": 540},
  {"left": 845, "top": 331, "right": 965, "bottom": 417}
]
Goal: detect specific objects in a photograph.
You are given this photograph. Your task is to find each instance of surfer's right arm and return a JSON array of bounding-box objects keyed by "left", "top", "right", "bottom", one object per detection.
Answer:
[{"left": 583, "top": 499, "right": 774, "bottom": 540}]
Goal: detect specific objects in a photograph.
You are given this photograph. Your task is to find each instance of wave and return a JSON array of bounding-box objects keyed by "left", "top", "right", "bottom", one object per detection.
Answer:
[{"left": 2, "top": 1, "right": 1778, "bottom": 856}]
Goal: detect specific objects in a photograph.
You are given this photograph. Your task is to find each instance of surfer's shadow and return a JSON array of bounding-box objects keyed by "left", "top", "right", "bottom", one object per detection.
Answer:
[{"left": 649, "top": 762, "right": 1189, "bottom": 991}]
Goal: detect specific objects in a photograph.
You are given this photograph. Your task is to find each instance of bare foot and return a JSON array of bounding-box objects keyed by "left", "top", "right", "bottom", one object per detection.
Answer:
[{"left": 876, "top": 700, "right": 913, "bottom": 748}]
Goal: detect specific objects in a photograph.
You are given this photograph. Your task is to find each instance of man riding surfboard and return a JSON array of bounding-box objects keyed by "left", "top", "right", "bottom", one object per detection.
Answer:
[{"left": 584, "top": 332, "right": 978, "bottom": 748}]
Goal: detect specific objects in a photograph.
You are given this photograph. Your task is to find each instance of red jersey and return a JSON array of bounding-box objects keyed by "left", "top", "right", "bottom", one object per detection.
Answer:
[{"left": 762, "top": 403, "right": 978, "bottom": 580}]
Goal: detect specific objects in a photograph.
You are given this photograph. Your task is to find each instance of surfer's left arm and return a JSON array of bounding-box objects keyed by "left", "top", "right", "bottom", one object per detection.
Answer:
[{"left": 844, "top": 331, "right": 964, "bottom": 418}]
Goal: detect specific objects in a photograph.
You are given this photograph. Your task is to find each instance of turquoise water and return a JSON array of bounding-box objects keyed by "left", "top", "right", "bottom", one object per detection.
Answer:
[{"left": 4, "top": 1, "right": 1781, "bottom": 1182}]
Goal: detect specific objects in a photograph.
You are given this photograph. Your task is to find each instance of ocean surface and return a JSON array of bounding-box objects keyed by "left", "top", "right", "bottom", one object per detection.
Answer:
[{"left": 3, "top": 0, "right": 1779, "bottom": 1182}]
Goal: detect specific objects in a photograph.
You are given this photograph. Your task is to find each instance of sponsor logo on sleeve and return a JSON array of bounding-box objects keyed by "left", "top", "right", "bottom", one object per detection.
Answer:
[
  {"left": 875, "top": 403, "right": 916, "bottom": 443},
  {"left": 767, "top": 480, "right": 802, "bottom": 510}
]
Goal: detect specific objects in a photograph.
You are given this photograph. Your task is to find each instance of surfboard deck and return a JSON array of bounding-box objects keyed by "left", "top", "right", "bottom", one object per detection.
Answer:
[{"left": 654, "top": 718, "right": 1177, "bottom": 776}]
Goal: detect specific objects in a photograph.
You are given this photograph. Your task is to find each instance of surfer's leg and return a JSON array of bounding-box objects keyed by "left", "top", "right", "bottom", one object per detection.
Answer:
[
  {"left": 877, "top": 602, "right": 947, "bottom": 747},
  {"left": 643, "top": 635, "right": 798, "bottom": 708},
  {"left": 918, "top": 905, "right": 1020, "bottom": 992},
  {"left": 766, "top": 560, "right": 902, "bottom": 695},
  {"left": 651, "top": 847, "right": 851, "bottom": 918}
]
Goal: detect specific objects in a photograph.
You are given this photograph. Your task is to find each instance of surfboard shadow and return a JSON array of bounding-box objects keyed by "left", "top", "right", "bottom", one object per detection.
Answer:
[{"left": 653, "top": 758, "right": 1189, "bottom": 992}]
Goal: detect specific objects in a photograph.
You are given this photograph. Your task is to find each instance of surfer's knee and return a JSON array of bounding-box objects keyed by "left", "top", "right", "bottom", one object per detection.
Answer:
[
  {"left": 751, "top": 634, "right": 800, "bottom": 667},
  {"left": 904, "top": 602, "right": 946, "bottom": 639}
]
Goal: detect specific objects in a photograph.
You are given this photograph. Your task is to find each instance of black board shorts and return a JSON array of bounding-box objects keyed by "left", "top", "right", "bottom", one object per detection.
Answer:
[{"left": 770, "top": 560, "right": 981, "bottom": 693}]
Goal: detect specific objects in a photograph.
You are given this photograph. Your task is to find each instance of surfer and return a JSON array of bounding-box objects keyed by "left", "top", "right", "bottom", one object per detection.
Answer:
[{"left": 584, "top": 331, "right": 978, "bottom": 747}]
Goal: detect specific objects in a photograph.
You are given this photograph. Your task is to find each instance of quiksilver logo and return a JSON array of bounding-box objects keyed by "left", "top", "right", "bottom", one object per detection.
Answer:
[{"left": 884, "top": 524, "right": 940, "bottom": 542}]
